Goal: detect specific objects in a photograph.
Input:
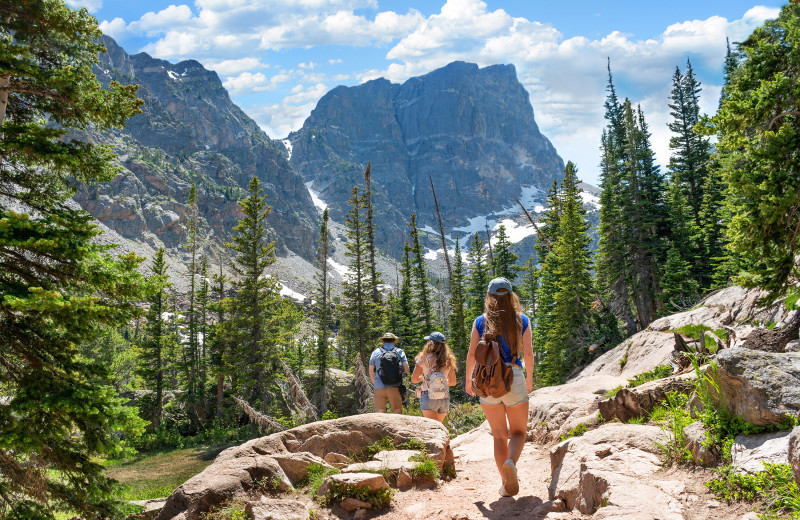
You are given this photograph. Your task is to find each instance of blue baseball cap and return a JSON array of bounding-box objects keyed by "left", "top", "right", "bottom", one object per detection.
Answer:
[
  {"left": 424, "top": 331, "right": 446, "bottom": 343},
  {"left": 487, "top": 277, "right": 512, "bottom": 295}
]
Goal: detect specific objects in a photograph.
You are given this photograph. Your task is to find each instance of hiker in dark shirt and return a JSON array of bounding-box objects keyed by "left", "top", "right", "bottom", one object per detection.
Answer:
[{"left": 465, "top": 277, "right": 534, "bottom": 497}]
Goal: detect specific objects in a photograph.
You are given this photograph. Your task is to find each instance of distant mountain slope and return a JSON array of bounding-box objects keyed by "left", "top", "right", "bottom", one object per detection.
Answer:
[
  {"left": 74, "top": 36, "right": 319, "bottom": 261},
  {"left": 287, "top": 61, "right": 565, "bottom": 254}
]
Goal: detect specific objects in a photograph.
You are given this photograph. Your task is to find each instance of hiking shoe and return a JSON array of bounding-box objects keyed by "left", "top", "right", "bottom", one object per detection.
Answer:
[
  {"left": 502, "top": 459, "right": 519, "bottom": 496},
  {"left": 499, "top": 484, "right": 511, "bottom": 497}
]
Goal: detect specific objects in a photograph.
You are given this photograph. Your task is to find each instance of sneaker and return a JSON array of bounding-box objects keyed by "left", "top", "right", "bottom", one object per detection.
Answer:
[
  {"left": 502, "top": 459, "right": 519, "bottom": 496},
  {"left": 499, "top": 484, "right": 511, "bottom": 497}
]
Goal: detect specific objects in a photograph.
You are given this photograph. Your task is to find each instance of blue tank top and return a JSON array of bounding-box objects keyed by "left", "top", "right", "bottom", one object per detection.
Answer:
[{"left": 474, "top": 313, "right": 529, "bottom": 367}]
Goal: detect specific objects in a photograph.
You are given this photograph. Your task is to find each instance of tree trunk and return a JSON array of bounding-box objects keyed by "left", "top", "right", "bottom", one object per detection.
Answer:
[{"left": 0, "top": 74, "right": 9, "bottom": 128}]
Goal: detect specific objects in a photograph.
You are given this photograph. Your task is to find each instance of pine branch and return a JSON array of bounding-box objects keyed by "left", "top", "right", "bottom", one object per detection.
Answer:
[
  {"left": 232, "top": 396, "right": 285, "bottom": 433},
  {"left": 280, "top": 359, "right": 318, "bottom": 422}
]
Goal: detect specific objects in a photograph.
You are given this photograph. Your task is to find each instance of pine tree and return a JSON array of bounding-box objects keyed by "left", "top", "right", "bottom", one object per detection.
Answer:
[
  {"left": 710, "top": 2, "right": 800, "bottom": 302},
  {"left": 363, "top": 162, "right": 381, "bottom": 305},
  {"left": 408, "top": 214, "right": 433, "bottom": 332},
  {"left": 313, "top": 208, "right": 331, "bottom": 410},
  {"left": 538, "top": 163, "right": 594, "bottom": 383},
  {"left": 396, "top": 243, "right": 417, "bottom": 350},
  {"left": 492, "top": 225, "right": 519, "bottom": 282},
  {"left": 340, "top": 186, "right": 374, "bottom": 363},
  {"left": 466, "top": 232, "right": 490, "bottom": 319},
  {"left": 209, "top": 264, "right": 227, "bottom": 422},
  {"left": 197, "top": 255, "right": 210, "bottom": 416},
  {"left": 184, "top": 183, "right": 200, "bottom": 424},
  {"left": 518, "top": 256, "right": 540, "bottom": 319},
  {"left": 0, "top": 2, "right": 145, "bottom": 516},
  {"left": 448, "top": 237, "right": 469, "bottom": 371},
  {"left": 138, "top": 248, "right": 171, "bottom": 429},
  {"left": 225, "top": 176, "right": 280, "bottom": 406}
]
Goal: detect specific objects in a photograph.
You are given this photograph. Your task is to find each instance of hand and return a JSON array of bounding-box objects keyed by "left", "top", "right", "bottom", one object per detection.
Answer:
[
  {"left": 526, "top": 379, "right": 533, "bottom": 393},
  {"left": 465, "top": 380, "right": 474, "bottom": 397}
]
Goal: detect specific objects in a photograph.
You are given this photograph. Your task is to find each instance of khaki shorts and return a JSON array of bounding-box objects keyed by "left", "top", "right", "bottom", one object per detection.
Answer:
[
  {"left": 374, "top": 387, "right": 403, "bottom": 413},
  {"left": 479, "top": 365, "right": 529, "bottom": 407}
]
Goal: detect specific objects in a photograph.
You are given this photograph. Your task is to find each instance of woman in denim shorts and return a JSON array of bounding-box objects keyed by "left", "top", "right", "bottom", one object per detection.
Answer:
[
  {"left": 465, "top": 277, "right": 534, "bottom": 498},
  {"left": 410, "top": 331, "right": 457, "bottom": 422}
]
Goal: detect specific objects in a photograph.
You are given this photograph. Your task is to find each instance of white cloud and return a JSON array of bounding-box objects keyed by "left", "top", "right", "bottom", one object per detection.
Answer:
[
  {"left": 65, "top": 0, "right": 102, "bottom": 13},
  {"left": 205, "top": 57, "right": 268, "bottom": 76}
]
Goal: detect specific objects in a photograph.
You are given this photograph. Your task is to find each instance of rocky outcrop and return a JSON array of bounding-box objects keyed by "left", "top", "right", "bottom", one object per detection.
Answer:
[
  {"left": 597, "top": 373, "right": 696, "bottom": 423},
  {"left": 288, "top": 61, "right": 564, "bottom": 255},
  {"left": 527, "top": 375, "right": 626, "bottom": 444},
  {"left": 789, "top": 427, "right": 800, "bottom": 488},
  {"left": 79, "top": 36, "right": 319, "bottom": 260},
  {"left": 714, "top": 348, "right": 800, "bottom": 426},
  {"left": 548, "top": 423, "right": 680, "bottom": 519},
  {"left": 731, "top": 431, "right": 791, "bottom": 474},
  {"left": 155, "top": 414, "right": 452, "bottom": 520},
  {"left": 684, "top": 421, "right": 717, "bottom": 467}
]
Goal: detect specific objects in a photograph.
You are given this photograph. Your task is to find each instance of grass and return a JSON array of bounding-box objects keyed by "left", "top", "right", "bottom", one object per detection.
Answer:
[
  {"left": 604, "top": 385, "right": 623, "bottom": 399},
  {"left": 560, "top": 422, "right": 589, "bottom": 442},
  {"left": 353, "top": 436, "right": 427, "bottom": 462},
  {"left": 444, "top": 402, "right": 486, "bottom": 438},
  {"left": 104, "top": 445, "right": 222, "bottom": 500},
  {"left": 670, "top": 324, "right": 729, "bottom": 354},
  {"left": 653, "top": 391, "right": 693, "bottom": 462},
  {"left": 619, "top": 346, "right": 629, "bottom": 368},
  {"left": 305, "top": 463, "right": 340, "bottom": 495},
  {"left": 409, "top": 451, "right": 441, "bottom": 481},
  {"left": 627, "top": 365, "right": 673, "bottom": 388},
  {"left": 706, "top": 463, "right": 800, "bottom": 516}
]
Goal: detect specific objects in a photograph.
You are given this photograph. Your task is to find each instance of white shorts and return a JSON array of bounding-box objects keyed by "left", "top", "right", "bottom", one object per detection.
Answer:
[{"left": 479, "top": 365, "right": 528, "bottom": 407}]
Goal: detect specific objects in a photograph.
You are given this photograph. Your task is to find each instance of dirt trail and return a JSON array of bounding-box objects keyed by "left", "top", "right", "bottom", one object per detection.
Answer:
[{"left": 369, "top": 425, "right": 580, "bottom": 520}]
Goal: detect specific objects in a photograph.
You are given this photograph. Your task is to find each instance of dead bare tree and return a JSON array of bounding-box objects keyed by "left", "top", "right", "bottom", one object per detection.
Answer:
[
  {"left": 232, "top": 396, "right": 285, "bottom": 433},
  {"left": 280, "top": 359, "right": 318, "bottom": 422},
  {"left": 429, "top": 176, "right": 452, "bottom": 282},
  {"left": 352, "top": 353, "right": 373, "bottom": 413}
]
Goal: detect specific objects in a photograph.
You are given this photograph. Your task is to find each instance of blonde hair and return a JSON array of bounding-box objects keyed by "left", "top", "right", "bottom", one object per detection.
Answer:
[
  {"left": 415, "top": 340, "right": 457, "bottom": 373},
  {"left": 483, "top": 291, "right": 522, "bottom": 358}
]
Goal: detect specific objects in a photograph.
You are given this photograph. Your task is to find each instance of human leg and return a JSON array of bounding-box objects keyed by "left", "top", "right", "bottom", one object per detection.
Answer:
[
  {"left": 386, "top": 387, "right": 403, "bottom": 414},
  {"left": 481, "top": 402, "right": 509, "bottom": 476},
  {"left": 374, "top": 388, "right": 388, "bottom": 413},
  {"left": 506, "top": 400, "right": 529, "bottom": 464}
]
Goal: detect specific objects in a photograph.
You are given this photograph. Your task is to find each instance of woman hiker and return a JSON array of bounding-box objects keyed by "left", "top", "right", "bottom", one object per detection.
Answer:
[
  {"left": 410, "top": 331, "right": 457, "bottom": 422},
  {"left": 465, "top": 277, "right": 534, "bottom": 497}
]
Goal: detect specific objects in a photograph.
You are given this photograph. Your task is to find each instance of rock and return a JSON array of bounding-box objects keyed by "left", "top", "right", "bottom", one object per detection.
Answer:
[
  {"left": 549, "top": 423, "right": 681, "bottom": 519},
  {"left": 303, "top": 368, "right": 358, "bottom": 415},
  {"left": 317, "top": 473, "right": 389, "bottom": 498},
  {"left": 715, "top": 348, "right": 800, "bottom": 426},
  {"left": 684, "top": 421, "right": 717, "bottom": 467},
  {"left": 323, "top": 452, "right": 352, "bottom": 469},
  {"left": 397, "top": 468, "right": 413, "bottom": 490},
  {"left": 790, "top": 427, "right": 800, "bottom": 487},
  {"left": 342, "top": 449, "right": 420, "bottom": 475},
  {"left": 340, "top": 498, "right": 372, "bottom": 512},
  {"left": 786, "top": 340, "right": 800, "bottom": 353},
  {"left": 739, "top": 314, "right": 800, "bottom": 353},
  {"left": 271, "top": 452, "right": 331, "bottom": 484},
  {"left": 598, "top": 373, "right": 696, "bottom": 423},
  {"left": 731, "top": 431, "right": 791, "bottom": 474},
  {"left": 130, "top": 498, "right": 167, "bottom": 520},
  {"left": 353, "top": 509, "right": 369, "bottom": 520},
  {"left": 528, "top": 375, "right": 627, "bottom": 444},
  {"left": 598, "top": 389, "right": 644, "bottom": 423},
  {"left": 157, "top": 414, "right": 447, "bottom": 519},
  {"left": 245, "top": 498, "right": 310, "bottom": 520}
]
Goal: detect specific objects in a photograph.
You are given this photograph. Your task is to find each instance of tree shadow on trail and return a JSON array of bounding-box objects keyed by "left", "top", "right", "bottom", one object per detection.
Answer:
[{"left": 475, "top": 495, "right": 544, "bottom": 519}]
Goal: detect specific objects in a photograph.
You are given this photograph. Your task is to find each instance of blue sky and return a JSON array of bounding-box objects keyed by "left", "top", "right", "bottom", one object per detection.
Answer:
[{"left": 70, "top": 0, "right": 784, "bottom": 185}]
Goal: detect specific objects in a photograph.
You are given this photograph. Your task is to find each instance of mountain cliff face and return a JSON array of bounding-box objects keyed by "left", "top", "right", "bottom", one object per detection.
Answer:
[
  {"left": 287, "top": 61, "right": 565, "bottom": 253},
  {"left": 74, "top": 36, "right": 319, "bottom": 260}
]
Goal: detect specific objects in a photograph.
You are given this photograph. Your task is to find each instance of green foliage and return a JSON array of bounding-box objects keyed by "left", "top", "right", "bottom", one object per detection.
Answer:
[
  {"left": 305, "top": 463, "right": 340, "bottom": 496},
  {"left": 408, "top": 214, "right": 433, "bottom": 334},
  {"left": 707, "top": 2, "right": 800, "bottom": 303},
  {"left": 409, "top": 451, "right": 440, "bottom": 481},
  {"left": 492, "top": 225, "right": 519, "bottom": 282},
  {"left": 201, "top": 499, "right": 249, "bottom": 520},
  {"left": 626, "top": 417, "right": 646, "bottom": 425},
  {"left": 466, "top": 232, "right": 490, "bottom": 319},
  {"left": 447, "top": 237, "right": 469, "bottom": 373},
  {"left": 321, "top": 482, "right": 394, "bottom": 509},
  {"left": 627, "top": 365, "right": 673, "bottom": 388},
  {"left": 604, "top": 386, "right": 623, "bottom": 399},
  {"left": 560, "top": 422, "right": 589, "bottom": 441},
  {"left": 706, "top": 463, "right": 800, "bottom": 516},
  {"left": 653, "top": 392, "right": 693, "bottom": 462},
  {"left": 0, "top": 2, "right": 149, "bottom": 517},
  {"left": 444, "top": 402, "right": 486, "bottom": 438}
]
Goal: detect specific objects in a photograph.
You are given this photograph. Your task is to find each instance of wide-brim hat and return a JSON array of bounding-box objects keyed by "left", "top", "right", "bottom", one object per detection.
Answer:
[
  {"left": 487, "top": 277, "right": 513, "bottom": 295},
  {"left": 380, "top": 332, "right": 399, "bottom": 340},
  {"left": 424, "top": 331, "right": 446, "bottom": 343}
]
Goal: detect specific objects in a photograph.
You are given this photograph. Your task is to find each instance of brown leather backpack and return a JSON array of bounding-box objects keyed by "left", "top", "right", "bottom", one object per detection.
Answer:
[{"left": 471, "top": 331, "right": 515, "bottom": 398}]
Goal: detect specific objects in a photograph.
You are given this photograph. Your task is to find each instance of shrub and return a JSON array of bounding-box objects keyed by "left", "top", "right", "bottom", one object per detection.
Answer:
[
  {"left": 627, "top": 365, "right": 673, "bottom": 388},
  {"left": 654, "top": 391, "right": 693, "bottom": 462},
  {"left": 305, "top": 463, "right": 339, "bottom": 496},
  {"left": 604, "top": 386, "right": 623, "bottom": 399},
  {"left": 444, "top": 402, "right": 485, "bottom": 438},
  {"left": 706, "top": 463, "right": 800, "bottom": 516},
  {"left": 409, "top": 451, "right": 440, "bottom": 481},
  {"left": 321, "top": 482, "right": 394, "bottom": 509},
  {"left": 560, "top": 423, "right": 589, "bottom": 441}
]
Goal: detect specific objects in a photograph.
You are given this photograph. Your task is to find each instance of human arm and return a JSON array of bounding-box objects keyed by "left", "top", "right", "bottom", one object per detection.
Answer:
[
  {"left": 447, "top": 365, "right": 457, "bottom": 386},
  {"left": 465, "top": 323, "right": 480, "bottom": 396},
  {"left": 402, "top": 362, "right": 410, "bottom": 375},
  {"left": 410, "top": 361, "right": 424, "bottom": 384},
  {"left": 368, "top": 364, "right": 375, "bottom": 385},
  {"left": 522, "top": 323, "right": 534, "bottom": 393}
]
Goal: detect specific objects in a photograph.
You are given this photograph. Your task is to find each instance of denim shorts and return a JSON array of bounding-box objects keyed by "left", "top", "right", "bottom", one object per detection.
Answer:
[
  {"left": 479, "top": 365, "right": 529, "bottom": 407},
  {"left": 420, "top": 391, "right": 450, "bottom": 414}
]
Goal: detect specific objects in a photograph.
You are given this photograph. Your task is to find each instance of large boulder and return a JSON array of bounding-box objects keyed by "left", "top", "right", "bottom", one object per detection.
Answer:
[
  {"left": 714, "top": 348, "right": 800, "bottom": 426},
  {"left": 156, "top": 414, "right": 451, "bottom": 519},
  {"left": 302, "top": 368, "right": 358, "bottom": 415},
  {"left": 731, "top": 431, "right": 791, "bottom": 474},
  {"left": 245, "top": 497, "right": 311, "bottom": 520},
  {"left": 684, "top": 421, "right": 717, "bottom": 467},
  {"left": 528, "top": 375, "right": 626, "bottom": 444},
  {"left": 548, "top": 423, "right": 682, "bottom": 519}
]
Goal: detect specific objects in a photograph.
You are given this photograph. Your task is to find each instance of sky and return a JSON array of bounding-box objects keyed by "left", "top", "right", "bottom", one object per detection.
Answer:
[{"left": 71, "top": 0, "right": 785, "bottom": 186}]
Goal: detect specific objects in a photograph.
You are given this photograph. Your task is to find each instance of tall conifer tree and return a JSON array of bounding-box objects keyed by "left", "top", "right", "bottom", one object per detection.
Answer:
[
  {"left": 466, "top": 232, "right": 490, "bottom": 319},
  {"left": 448, "top": 237, "right": 469, "bottom": 371},
  {"left": 340, "top": 186, "right": 373, "bottom": 363},
  {"left": 408, "top": 214, "right": 433, "bottom": 332},
  {"left": 313, "top": 209, "right": 331, "bottom": 409},
  {"left": 492, "top": 225, "right": 519, "bottom": 282}
]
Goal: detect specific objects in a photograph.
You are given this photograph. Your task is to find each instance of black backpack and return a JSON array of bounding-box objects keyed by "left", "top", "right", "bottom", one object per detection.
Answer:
[{"left": 378, "top": 347, "right": 403, "bottom": 385}]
